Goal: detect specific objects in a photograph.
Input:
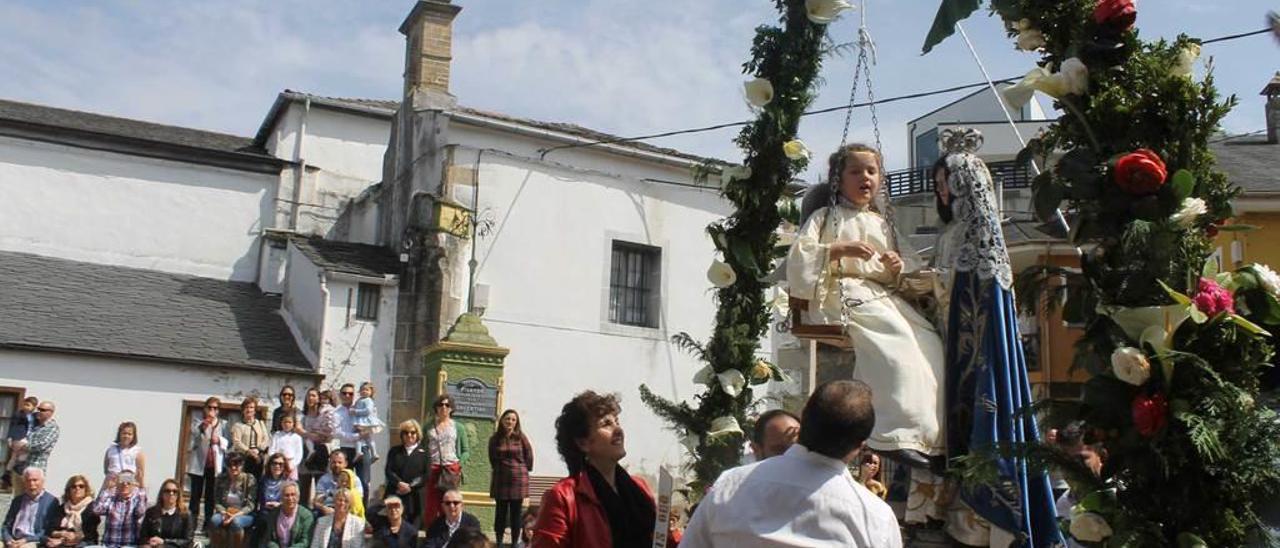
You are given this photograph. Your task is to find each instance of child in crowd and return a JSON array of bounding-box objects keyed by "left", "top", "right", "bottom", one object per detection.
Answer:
[
  {"left": 268, "top": 413, "right": 304, "bottom": 480},
  {"left": 350, "top": 381, "right": 385, "bottom": 463},
  {"left": 3, "top": 396, "right": 38, "bottom": 488}
]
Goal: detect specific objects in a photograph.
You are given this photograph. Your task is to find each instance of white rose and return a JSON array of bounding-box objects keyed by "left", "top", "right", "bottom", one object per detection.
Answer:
[
  {"left": 1059, "top": 58, "right": 1090, "bottom": 96},
  {"left": 707, "top": 416, "right": 744, "bottom": 439},
  {"left": 708, "top": 259, "right": 737, "bottom": 288},
  {"left": 744, "top": 78, "right": 775, "bottom": 108},
  {"left": 1252, "top": 263, "right": 1280, "bottom": 296},
  {"left": 1111, "top": 347, "right": 1152, "bottom": 386},
  {"left": 1016, "top": 29, "right": 1046, "bottom": 51},
  {"left": 783, "top": 139, "right": 811, "bottom": 161},
  {"left": 1172, "top": 43, "right": 1201, "bottom": 78},
  {"left": 717, "top": 369, "right": 747, "bottom": 397},
  {"left": 1069, "top": 512, "right": 1114, "bottom": 543},
  {"left": 750, "top": 359, "right": 773, "bottom": 381},
  {"left": 1170, "top": 197, "right": 1208, "bottom": 227},
  {"left": 805, "top": 0, "right": 854, "bottom": 24},
  {"left": 720, "top": 164, "right": 753, "bottom": 186}
]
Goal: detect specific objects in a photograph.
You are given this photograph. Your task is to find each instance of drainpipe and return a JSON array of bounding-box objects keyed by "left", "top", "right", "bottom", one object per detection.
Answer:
[
  {"left": 291, "top": 97, "right": 312, "bottom": 231},
  {"left": 316, "top": 270, "right": 330, "bottom": 381}
]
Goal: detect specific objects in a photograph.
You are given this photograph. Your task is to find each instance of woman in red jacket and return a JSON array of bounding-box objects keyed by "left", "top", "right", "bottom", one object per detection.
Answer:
[{"left": 532, "top": 391, "right": 656, "bottom": 548}]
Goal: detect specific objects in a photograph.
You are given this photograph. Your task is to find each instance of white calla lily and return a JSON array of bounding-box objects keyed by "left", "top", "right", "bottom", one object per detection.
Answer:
[
  {"left": 717, "top": 369, "right": 747, "bottom": 397},
  {"left": 707, "top": 416, "right": 744, "bottom": 439},
  {"left": 693, "top": 363, "right": 715, "bottom": 386},
  {"left": 1002, "top": 59, "right": 1088, "bottom": 106},
  {"left": 708, "top": 260, "right": 738, "bottom": 288},
  {"left": 1171, "top": 197, "right": 1207, "bottom": 227},
  {"left": 805, "top": 0, "right": 854, "bottom": 24},
  {"left": 720, "top": 164, "right": 753, "bottom": 186},
  {"left": 744, "top": 78, "right": 775, "bottom": 108},
  {"left": 782, "top": 140, "right": 811, "bottom": 161},
  {"left": 1172, "top": 43, "right": 1201, "bottom": 78},
  {"left": 1099, "top": 304, "right": 1190, "bottom": 342}
]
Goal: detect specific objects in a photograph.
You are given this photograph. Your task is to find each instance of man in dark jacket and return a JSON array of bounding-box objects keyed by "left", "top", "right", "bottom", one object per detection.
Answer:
[
  {"left": 423, "top": 490, "right": 480, "bottom": 548},
  {"left": 3, "top": 467, "right": 59, "bottom": 546}
]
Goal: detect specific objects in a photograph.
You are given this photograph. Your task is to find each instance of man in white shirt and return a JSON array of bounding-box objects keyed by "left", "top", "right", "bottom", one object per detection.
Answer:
[
  {"left": 682, "top": 380, "right": 902, "bottom": 547},
  {"left": 332, "top": 384, "right": 365, "bottom": 499}
]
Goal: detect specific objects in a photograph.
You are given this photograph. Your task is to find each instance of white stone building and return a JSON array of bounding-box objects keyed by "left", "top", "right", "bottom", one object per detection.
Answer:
[{"left": 0, "top": 0, "right": 731, "bottom": 495}]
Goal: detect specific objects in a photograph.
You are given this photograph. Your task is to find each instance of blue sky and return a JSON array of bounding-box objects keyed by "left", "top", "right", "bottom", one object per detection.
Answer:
[{"left": 0, "top": 1, "right": 1274, "bottom": 173}]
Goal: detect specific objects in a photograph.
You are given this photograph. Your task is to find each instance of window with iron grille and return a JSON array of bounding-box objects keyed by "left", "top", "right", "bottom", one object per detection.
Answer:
[
  {"left": 355, "top": 283, "right": 380, "bottom": 321},
  {"left": 609, "top": 241, "right": 661, "bottom": 328}
]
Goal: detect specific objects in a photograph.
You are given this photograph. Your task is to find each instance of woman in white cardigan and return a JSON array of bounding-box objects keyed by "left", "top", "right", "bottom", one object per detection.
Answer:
[{"left": 311, "top": 489, "right": 365, "bottom": 548}]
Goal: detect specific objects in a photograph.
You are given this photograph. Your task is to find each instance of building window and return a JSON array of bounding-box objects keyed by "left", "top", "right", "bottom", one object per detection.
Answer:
[
  {"left": 609, "top": 241, "right": 661, "bottom": 328},
  {"left": 356, "top": 283, "right": 380, "bottom": 321}
]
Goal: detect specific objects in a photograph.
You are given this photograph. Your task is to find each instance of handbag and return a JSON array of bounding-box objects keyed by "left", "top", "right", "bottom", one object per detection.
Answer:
[{"left": 433, "top": 424, "right": 463, "bottom": 490}]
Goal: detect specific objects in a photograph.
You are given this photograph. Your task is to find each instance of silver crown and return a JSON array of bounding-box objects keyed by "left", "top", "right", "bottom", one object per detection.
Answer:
[{"left": 939, "top": 127, "right": 984, "bottom": 155}]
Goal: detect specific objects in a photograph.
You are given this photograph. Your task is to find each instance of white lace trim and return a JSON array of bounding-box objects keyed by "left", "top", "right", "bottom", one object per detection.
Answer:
[{"left": 944, "top": 154, "right": 1013, "bottom": 289}]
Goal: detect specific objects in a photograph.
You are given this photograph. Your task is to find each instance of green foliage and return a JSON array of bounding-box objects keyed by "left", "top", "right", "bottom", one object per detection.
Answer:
[
  {"left": 640, "top": 0, "right": 828, "bottom": 502},
  {"left": 989, "top": 0, "right": 1280, "bottom": 544}
]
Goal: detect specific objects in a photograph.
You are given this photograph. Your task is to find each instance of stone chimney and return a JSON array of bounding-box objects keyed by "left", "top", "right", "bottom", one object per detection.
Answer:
[
  {"left": 1262, "top": 72, "right": 1280, "bottom": 144},
  {"left": 399, "top": 0, "right": 462, "bottom": 109}
]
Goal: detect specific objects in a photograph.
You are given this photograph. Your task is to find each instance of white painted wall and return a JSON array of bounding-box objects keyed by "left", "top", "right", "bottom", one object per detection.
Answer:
[
  {"left": 316, "top": 277, "right": 399, "bottom": 483},
  {"left": 0, "top": 136, "right": 275, "bottom": 281},
  {"left": 446, "top": 123, "right": 733, "bottom": 479},
  {"left": 265, "top": 104, "right": 390, "bottom": 238},
  {"left": 282, "top": 245, "right": 326, "bottom": 362},
  {"left": 0, "top": 350, "right": 317, "bottom": 496}
]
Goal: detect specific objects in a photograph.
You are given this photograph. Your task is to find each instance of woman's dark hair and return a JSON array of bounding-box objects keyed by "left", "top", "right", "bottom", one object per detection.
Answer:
[
  {"left": 116, "top": 421, "right": 138, "bottom": 446},
  {"left": 932, "top": 156, "right": 954, "bottom": 224},
  {"left": 279, "top": 385, "right": 296, "bottom": 400},
  {"left": 554, "top": 391, "right": 621, "bottom": 475},
  {"left": 825, "top": 143, "right": 884, "bottom": 192},
  {"left": 225, "top": 452, "right": 245, "bottom": 468},
  {"left": 492, "top": 409, "right": 524, "bottom": 441},
  {"left": 148, "top": 479, "right": 189, "bottom": 515},
  {"left": 432, "top": 394, "right": 456, "bottom": 419}
]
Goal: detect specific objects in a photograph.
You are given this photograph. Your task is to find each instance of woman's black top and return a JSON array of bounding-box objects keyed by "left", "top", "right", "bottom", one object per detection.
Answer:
[
  {"left": 139, "top": 507, "right": 195, "bottom": 548},
  {"left": 585, "top": 465, "right": 656, "bottom": 548}
]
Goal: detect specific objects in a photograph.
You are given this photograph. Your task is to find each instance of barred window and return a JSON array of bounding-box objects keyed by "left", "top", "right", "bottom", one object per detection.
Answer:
[
  {"left": 609, "top": 242, "right": 661, "bottom": 328},
  {"left": 355, "top": 283, "right": 380, "bottom": 321}
]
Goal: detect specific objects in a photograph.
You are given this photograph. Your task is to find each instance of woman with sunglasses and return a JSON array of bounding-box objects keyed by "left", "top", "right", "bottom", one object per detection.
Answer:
[
  {"left": 272, "top": 386, "right": 299, "bottom": 433},
  {"left": 258, "top": 453, "right": 292, "bottom": 515},
  {"left": 209, "top": 453, "right": 256, "bottom": 548},
  {"left": 140, "top": 479, "right": 195, "bottom": 547},
  {"left": 384, "top": 419, "right": 429, "bottom": 528},
  {"left": 43, "top": 475, "right": 99, "bottom": 547},
  {"left": 423, "top": 394, "right": 468, "bottom": 526}
]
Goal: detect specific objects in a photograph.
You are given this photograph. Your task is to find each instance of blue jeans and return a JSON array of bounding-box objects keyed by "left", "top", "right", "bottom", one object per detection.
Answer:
[{"left": 209, "top": 512, "right": 255, "bottom": 531}]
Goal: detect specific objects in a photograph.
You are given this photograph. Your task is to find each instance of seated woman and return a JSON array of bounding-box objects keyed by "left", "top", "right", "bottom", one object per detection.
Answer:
[
  {"left": 209, "top": 453, "right": 256, "bottom": 548},
  {"left": 43, "top": 475, "right": 99, "bottom": 547},
  {"left": 786, "top": 143, "right": 946, "bottom": 467},
  {"left": 310, "top": 489, "right": 365, "bottom": 548},
  {"left": 140, "top": 479, "right": 195, "bottom": 548}
]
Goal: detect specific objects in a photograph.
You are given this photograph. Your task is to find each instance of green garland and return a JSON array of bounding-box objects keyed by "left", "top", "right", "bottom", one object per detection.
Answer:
[
  {"left": 954, "top": 0, "right": 1280, "bottom": 544},
  {"left": 640, "top": 0, "right": 832, "bottom": 500}
]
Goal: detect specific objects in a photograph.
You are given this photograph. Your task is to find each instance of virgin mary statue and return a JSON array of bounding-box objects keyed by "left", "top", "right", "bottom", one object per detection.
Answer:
[{"left": 934, "top": 128, "right": 1062, "bottom": 547}]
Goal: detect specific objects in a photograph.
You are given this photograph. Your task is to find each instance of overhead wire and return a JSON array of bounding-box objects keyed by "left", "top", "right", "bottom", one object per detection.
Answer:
[{"left": 537, "top": 26, "right": 1272, "bottom": 159}]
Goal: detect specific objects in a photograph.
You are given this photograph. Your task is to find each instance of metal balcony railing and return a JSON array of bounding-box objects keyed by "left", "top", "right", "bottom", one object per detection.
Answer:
[{"left": 886, "top": 160, "right": 1035, "bottom": 198}]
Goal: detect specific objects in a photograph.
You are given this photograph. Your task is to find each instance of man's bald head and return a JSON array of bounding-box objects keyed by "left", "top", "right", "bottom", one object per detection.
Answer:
[{"left": 798, "top": 380, "right": 875, "bottom": 462}]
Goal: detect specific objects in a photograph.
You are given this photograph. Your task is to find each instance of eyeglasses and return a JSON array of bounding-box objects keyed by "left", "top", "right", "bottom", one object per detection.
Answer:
[
  {"left": 386, "top": 504, "right": 403, "bottom": 510},
  {"left": 71, "top": 484, "right": 87, "bottom": 490},
  {"left": 341, "top": 391, "right": 355, "bottom": 396},
  {"left": 37, "top": 408, "right": 52, "bottom": 413},
  {"left": 441, "top": 500, "right": 463, "bottom": 506},
  {"left": 162, "top": 489, "right": 179, "bottom": 494},
  {"left": 206, "top": 406, "right": 219, "bottom": 411},
  {"left": 435, "top": 402, "right": 452, "bottom": 408}
]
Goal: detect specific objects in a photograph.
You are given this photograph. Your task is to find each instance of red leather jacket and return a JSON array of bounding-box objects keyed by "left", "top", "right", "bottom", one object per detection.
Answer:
[{"left": 531, "top": 469, "right": 655, "bottom": 548}]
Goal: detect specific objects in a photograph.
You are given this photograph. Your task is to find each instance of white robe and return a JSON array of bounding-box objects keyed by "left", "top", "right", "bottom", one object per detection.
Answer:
[{"left": 787, "top": 205, "right": 946, "bottom": 455}]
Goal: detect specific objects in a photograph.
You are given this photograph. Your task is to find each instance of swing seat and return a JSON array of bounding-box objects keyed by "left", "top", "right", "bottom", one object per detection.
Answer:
[{"left": 788, "top": 296, "right": 853, "bottom": 349}]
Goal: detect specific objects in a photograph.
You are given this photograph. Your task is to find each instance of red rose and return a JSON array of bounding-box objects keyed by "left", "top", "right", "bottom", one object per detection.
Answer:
[
  {"left": 1113, "top": 149, "right": 1167, "bottom": 195},
  {"left": 1094, "top": 0, "right": 1137, "bottom": 32},
  {"left": 1132, "top": 392, "right": 1168, "bottom": 437}
]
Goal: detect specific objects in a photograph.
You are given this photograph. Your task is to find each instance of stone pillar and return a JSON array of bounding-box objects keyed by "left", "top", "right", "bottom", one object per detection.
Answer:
[
  {"left": 421, "top": 312, "right": 509, "bottom": 525},
  {"left": 399, "top": 1, "right": 461, "bottom": 110}
]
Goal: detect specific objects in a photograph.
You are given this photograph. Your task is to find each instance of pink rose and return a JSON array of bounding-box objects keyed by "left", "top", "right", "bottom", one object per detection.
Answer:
[{"left": 1192, "top": 277, "right": 1235, "bottom": 317}]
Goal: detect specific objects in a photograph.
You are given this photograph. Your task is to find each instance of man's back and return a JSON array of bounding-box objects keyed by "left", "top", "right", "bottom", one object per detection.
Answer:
[{"left": 681, "top": 445, "right": 901, "bottom": 547}]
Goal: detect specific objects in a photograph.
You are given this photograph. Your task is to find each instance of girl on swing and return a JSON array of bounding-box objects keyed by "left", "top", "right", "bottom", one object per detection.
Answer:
[{"left": 786, "top": 143, "right": 947, "bottom": 470}]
